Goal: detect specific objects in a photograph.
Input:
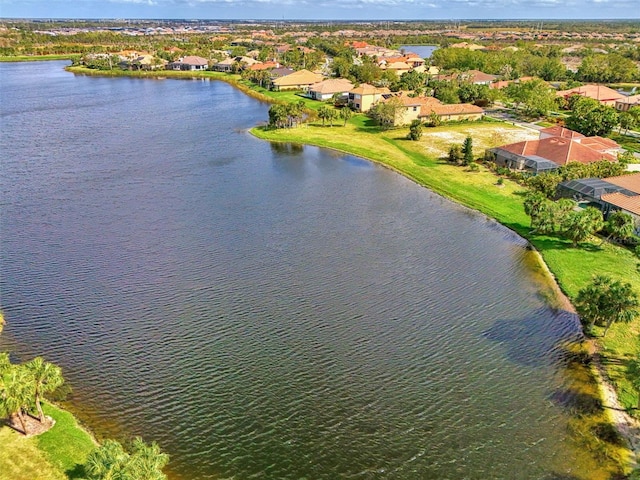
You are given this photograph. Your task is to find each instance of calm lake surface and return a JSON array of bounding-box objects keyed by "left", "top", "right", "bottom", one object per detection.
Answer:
[
  {"left": 399, "top": 45, "right": 438, "bottom": 58},
  {"left": 1, "top": 61, "right": 599, "bottom": 479}
]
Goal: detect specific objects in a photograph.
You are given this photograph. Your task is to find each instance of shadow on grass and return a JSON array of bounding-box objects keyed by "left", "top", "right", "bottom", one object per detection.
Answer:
[{"left": 66, "top": 463, "right": 87, "bottom": 480}]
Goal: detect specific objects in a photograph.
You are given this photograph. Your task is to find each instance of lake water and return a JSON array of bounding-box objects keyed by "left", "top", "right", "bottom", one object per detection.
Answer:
[
  {"left": 0, "top": 61, "right": 605, "bottom": 479},
  {"left": 399, "top": 45, "right": 438, "bottom": 59}
]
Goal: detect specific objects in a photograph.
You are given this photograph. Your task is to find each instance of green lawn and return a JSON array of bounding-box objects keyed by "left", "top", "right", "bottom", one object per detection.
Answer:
[
  {"left": 0, "top": 54, "right": 78, "bottom": 62},
  {"left": 0, "top": 403, "right": 95, "bottom": 480}
]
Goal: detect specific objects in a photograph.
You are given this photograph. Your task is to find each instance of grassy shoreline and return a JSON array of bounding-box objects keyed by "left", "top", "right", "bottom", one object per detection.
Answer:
[
  {"left": 6, "top": 64, "right": 639, "bottom": 476},
  {"left": 0, "top": 402, "right": 96, "bottom": 480}
]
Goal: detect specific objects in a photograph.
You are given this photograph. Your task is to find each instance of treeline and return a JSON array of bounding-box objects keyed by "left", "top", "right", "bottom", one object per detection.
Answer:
[{"left": 430, "top": 46, "right": 640, "bottom": 83}]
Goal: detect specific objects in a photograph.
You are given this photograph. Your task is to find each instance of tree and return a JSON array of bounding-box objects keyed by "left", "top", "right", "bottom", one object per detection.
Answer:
[
  {"left": 561, "top": 206, "right": 604, "bottom": 247},
  {"left": 127, "top": 437, "right": 170, "bottom": 480},
  {"left": 504, "top": 79, "right": 558, "bottom": 118},
  {"left": 0, "top": 310, "right": 4, "bottom": 335},
  {"left": 0, "top": 364, "right": 34, "bottom": 435},
  {"left": 448, "top": 144, "right": 463, "bottom": 164},
  {"left": 407, "top": 119, "right": 422, "bottom": 141},
  {"left": 268, "top": 104, "right": 288, "bottom": 129},
  {"left": 618, "top": 111, "right": 636, "bottom": 134},
  {"left": 339, "top": 107, "right": 353, "bottom": 126},
  {"left": 25, "top": 357, "right": 64, "bottom": 423},
  {"left": 368, "top": 97, "right": 402, "bottom": 129},
  {"left": 85, "top": 437, "right": 169, "bottom": 480},
  {"left": 604, "top": 211, "right": 636, "bottom": 242},
  {"left": 523, "top": 191, "right": 548, "bottom": 228},
  {"left": 85, "top": 439, "right": 131, "bottom": 480},
  {"left": 317, "top": 105, "right": 331, "bottom": 126},
  {"left": 565, "top": 96, "right": 619, "bottom": 137},
  {"left": 462, "top": 136, "right": 473, "bottom": 166},
  {"left": 575, "top": 275, "right": 639, "bottom": 336}
]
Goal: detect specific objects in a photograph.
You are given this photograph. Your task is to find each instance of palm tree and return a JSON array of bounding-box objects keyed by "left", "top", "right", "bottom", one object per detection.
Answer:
[
  {"left": 605, "top": 210, "right": 636, "bottom": 241},
  {"left": 85, "top": 439, "right": 130, "bottom": 480},
  {"left": 25, "top": 356, "right": 64, "bottom": 423},
  {"left": 339, "top": 107, "right": 353, "bottom": 126},
  {"left": 576, "top": 275, "right": 639, "bottom": 336},
  {"left": 317, "top": 105, "right": 331, "bottom": 126},
  {"left": 0, "top": 364, "right": 34, "bottom": 435},
  {"left": 128, "top": 437, "right": 170, "bottom": 480}
]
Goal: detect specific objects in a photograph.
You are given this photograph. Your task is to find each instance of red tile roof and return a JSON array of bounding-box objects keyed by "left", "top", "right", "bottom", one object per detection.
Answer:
[
  {"left": 497, "top": 137, "right": 616, "bottom": 166},
  {"left": 540, "top": 126, "right": 585, "bottom": 139},
  {"left": 578, "top": 136, "right": 620, "bottom": 152}
]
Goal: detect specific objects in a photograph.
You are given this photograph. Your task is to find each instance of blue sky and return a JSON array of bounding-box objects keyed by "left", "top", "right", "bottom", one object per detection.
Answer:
[{"left": 1, "top": 0, "right": 639, "bottom": 20}]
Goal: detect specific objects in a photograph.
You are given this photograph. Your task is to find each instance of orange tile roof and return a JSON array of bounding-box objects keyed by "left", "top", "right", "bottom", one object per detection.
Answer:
[
  {"left": 603, "top": 172, "right": 640, "bottom": 194},
  {"left": 600, "top": 192, "right": 640, "bottom": 215},
  {"left": 497, "top": 137, "right": 616, "bottom": 166},
  {"left": 422, "top": 103, "right": 484, "bottom": 116},
  {"left": 556, "top": 84, "right": 626, "bottom": 102}
]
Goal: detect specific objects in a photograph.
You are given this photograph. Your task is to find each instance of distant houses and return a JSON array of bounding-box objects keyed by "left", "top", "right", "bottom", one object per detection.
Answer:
[
  {"left": 307, "top": 78, "right": 354, "bottom": 101},
  {"left": 556, "top": 84, "right": 626, "bottom": 106}
]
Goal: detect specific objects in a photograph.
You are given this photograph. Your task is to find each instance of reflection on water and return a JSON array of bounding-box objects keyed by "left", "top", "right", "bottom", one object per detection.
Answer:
[{"left": 0, "top": 61, "right": 619, "bottom": 479}]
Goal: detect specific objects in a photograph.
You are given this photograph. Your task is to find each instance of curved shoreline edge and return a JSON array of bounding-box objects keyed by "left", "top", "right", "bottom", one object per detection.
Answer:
[{"left": 25, "top": 63, "right": 640, "bottom": 474}]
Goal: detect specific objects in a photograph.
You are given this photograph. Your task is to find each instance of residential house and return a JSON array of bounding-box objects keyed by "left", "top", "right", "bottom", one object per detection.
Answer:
[
  {"left": 615, "top": 94, "right": 640, "bottom": 112},
  {"left": 558, "top": 173, "right": 640, "bottom": 233},
  {"left": 308, "top": 78, "right": 355, "bottom": 101},
  {"left": 426, "top": 103, "right": 485, "bottom": 122},
  {"left": 489, "top": 137, "right": 617, "bottom": 174},
  {"left": 247, "top": 61, "right": 280, "bottom": 72},
  {"left": 539, "top": 126, "right": 621, "bottom": 156},
  {"left": 212, "top": 57, "right": 236, "bottom": 72},
  {"left": 556, "top": 84, "right": 626, "bottom": 106},
  {"left": 348, "top": 83, "right": 391, "bottom": 112},
  {"left": 379, "top": 92, "right": 484, "bottom": 126},
  {"left": 168, "top": 55, "right": 209, "bottom": 71},
  {"left": 271, "top": 69, "right": 324, "bottom": 91}
]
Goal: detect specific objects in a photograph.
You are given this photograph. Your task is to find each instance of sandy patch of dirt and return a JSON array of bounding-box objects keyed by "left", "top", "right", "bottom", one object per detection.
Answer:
[{"left": 5, "top": 414, "right": 55, "bottom": 437}]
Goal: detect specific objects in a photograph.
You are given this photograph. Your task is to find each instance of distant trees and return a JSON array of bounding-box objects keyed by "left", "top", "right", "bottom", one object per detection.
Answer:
[
  {"left": 576, "top": 53, "right": 639, "bottom": 83},
  {"left": 504, "top": 79, "right": 558, "bottom": 118},
  {"left": 575, "top": 275, "right": 639, "bottom": 336},
  {"left": 565, "top": 96, "right": 619, "bottom": 137}
]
